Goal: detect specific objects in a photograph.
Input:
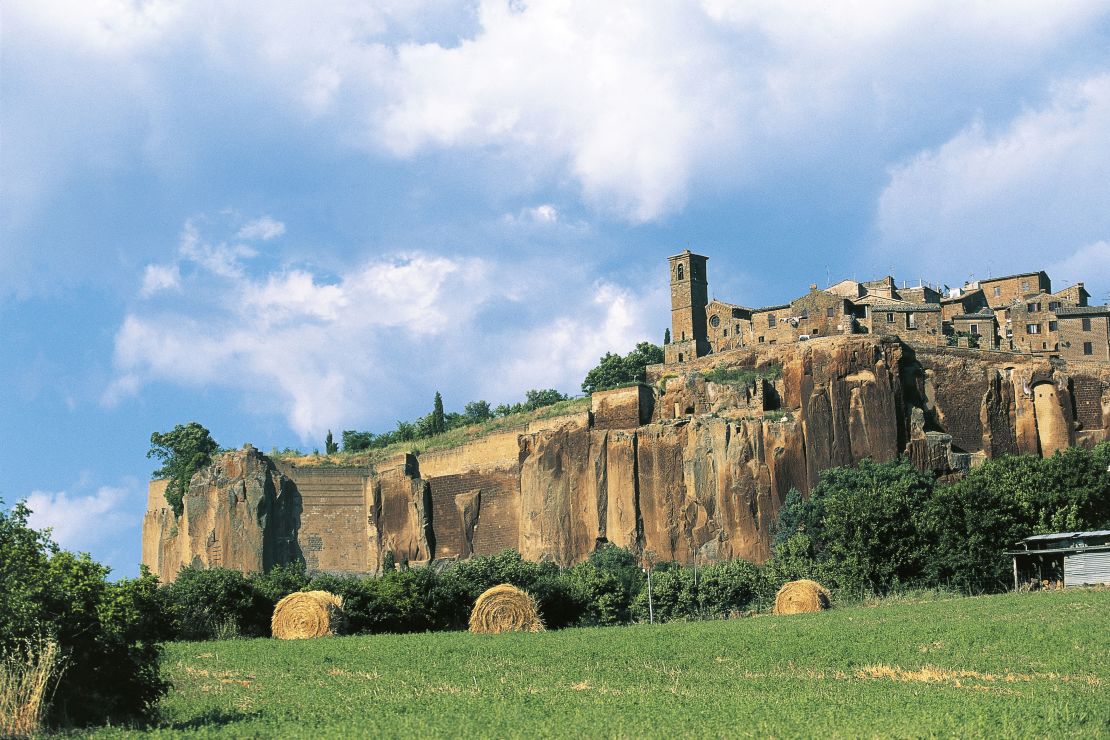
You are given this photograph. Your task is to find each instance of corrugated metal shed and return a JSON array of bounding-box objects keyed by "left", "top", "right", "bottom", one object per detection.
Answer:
[
  {"left": 1064, "top": 551, "right": 1110, "bottom": 587},
  {"left": 1007, "top": 531, "right": 1110, "bottom": 589}
]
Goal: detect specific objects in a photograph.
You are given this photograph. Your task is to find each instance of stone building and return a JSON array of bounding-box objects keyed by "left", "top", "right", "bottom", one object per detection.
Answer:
[
  {"left": 859, "top": 302, "right": 942, "bottom": 341},
  {"left": 664, "top": 250, "right": 710, "bottom": 364},
  {"left": 950, "top": 309, "right": 998, "bottom": 349},
  {"left": 941, "top": 288, "right": 988, "bottom": 323},
  {"left": 1056, "top": 306, "right": 1110, "bottom": 362},
  {"left": 662, "top": 252, "right": 1107, "bottom": 367},
  {"left": 1007, "top": 283, "right": 1091, "bottom": 355}
]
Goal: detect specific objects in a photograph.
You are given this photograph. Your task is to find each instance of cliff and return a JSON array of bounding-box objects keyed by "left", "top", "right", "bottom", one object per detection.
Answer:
[{"left": 142, "top": 335, "right": 1110, "bottom": 581}]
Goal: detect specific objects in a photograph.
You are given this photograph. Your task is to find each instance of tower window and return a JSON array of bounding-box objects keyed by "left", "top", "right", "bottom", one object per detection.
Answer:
[
  {"left": 1083, "top": 342, "right": 1093, "bottom": 355},
  {"left": 709, "top": 314, "right": 720, "bottom": 328},
  {"left": 767, "top": 314, "right": 775, "bottom": 328},
  {"left": 678, "top": 353, "right": 684, "bottom": 362},
  {"left": 1082, "top": 318, "right": 1092, "bottom": 331},
  {"left": 677, "top": 264, "right": 684, "bottom": 280},
  {"left": 826, "top": 307, "right": 836, "bottom": 317}
]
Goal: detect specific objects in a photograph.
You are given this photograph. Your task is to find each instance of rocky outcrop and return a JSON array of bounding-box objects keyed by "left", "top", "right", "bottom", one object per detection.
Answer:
[
  {"left": 142, "top": 335, "right": 1110, "bottom": 581},
  {"left": 142, "top": 445, "right": 301, "bottom": 580}
]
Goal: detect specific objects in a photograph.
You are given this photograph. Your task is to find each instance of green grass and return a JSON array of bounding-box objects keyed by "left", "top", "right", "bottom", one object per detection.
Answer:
[
  {"left": 87, "top": 590, "right": 1108, "bottom": 739},
  {"left": 273, "top": 397, "right": 591, "bottom": 468}
]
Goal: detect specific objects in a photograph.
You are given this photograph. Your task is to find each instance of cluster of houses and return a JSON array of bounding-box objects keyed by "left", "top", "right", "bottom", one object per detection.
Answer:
[{"left": 664, "top": 250, "right": 1110, "bottom": 365}]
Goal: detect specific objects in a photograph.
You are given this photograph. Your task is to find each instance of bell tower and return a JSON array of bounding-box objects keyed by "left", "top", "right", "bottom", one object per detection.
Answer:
[{"left": 665, "top": 250, "right": 709, "bottom": 364}]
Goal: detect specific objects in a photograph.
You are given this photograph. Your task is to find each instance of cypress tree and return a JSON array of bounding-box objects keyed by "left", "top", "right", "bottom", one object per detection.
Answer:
[
  {"left": 432, "top": 391, "right": 446, "bottom": 434},
  {"left": 664, "top": 328, "right": 671, "bottom": 345}
]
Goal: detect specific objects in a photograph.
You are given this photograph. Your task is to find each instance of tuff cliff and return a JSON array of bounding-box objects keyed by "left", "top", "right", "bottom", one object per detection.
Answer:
[{"left": 142, "top": 335, "right": 1110, "bottom": 581}]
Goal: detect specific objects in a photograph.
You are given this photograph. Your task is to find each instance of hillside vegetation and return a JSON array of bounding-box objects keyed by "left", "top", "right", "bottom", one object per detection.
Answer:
[
  {"left": 276, "top": 396, "right": 591, "bottom": 467},
  {"left": 86, "top": 589, "right": 1109, "bottom": 738}
]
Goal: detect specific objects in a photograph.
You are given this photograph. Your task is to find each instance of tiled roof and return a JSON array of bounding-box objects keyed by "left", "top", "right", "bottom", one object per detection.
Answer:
[{"left": 1055, "top": 306, "right": 1110, "bottom": 317}]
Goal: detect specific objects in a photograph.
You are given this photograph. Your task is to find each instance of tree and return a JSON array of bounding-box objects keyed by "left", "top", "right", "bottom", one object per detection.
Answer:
[
  {"left": 342, "top": 430, "right": 374, "bottom": 452},
  {"left": 432, "top": 392, "right": 446, "bottom": 435},
  {"left": 463, "top": 400, "right": 493, "bottom": 424},
  {"left": 581, "top": 342, "right": 664, "bottom": 394},
  {"left": 580, "top": 353, "right": 627, "bottom": 395},
  {"left": 664, "top": 328, "right": 671, "bottom": 345},
  {"left": 148, "top": 422, "right": 219, "bottom": 517},
  {"left": 324, "top": 430, "right": 338, "bottom": 455},
  {"left": 814, "top": 458, "right": 936, "bottom": 593},
  {"left": 524, "top": 388, "right": 569, "bottom": 409}
]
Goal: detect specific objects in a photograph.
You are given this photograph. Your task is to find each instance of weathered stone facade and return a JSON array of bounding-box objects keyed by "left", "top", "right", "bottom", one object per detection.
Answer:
[
  {"left": 663, "top": 253, "right": 1105, "bottom": 364},
  {"left": 142, "top": 335, "right": 1110, "bottom": 581}
]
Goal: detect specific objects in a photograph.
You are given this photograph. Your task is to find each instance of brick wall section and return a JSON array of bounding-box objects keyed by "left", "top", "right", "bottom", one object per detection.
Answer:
[
  {"left": 278, "top": 465, "right": 372, "bottom": 573},
  {"left": 469, "top": 483, "right": 521, "bottom": 555},
  {"left": 1071, "top": 376, "right": 1105, "bottom": 431},
  {"left": 426, "top": 470, "right": 519, "bottom": 559},
  {"left": 591, "top": 385, "right": 652, "bottom": 430}
]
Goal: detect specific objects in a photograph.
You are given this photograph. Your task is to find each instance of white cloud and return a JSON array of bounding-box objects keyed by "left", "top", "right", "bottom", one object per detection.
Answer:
[
  {"left": 875, "top": 74, "right": 1110, "bottom": 298},
  {"left": 494, "top": 281, "right": 661, "bottom": 395},
  {"left": 1049, "top": 242, "right": 1110, "bottom": 298},
  {"left": 375, "top": 1, "right": 1107, "bottom": 221},
  {"left": 6, "top": 0, "right": 1107, "bottom": 242},
  {"left": 140, "top": 263, "right": 180, "bottom": 296},
  {"left": 25, "top": 483, "right": 137, "bottom": 555},
  {"left": 177, "top": 219, "right": 257, "bottom": 279},
  {"left": 107, "top": 215, "right": 666, "bottom": 437},
  {"left": 237, "top": 216, "right": 286, "bottom": 241}
]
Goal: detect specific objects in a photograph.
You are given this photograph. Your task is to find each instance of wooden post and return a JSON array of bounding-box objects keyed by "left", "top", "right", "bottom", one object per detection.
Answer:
[{"left": 1013, "top": 556, "right": 1019, "bottom": 591}]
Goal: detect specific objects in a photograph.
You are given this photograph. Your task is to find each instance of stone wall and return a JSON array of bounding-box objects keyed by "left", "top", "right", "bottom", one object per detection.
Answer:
[{"left": 143, "top": 335, "right": 1110, "bottom": 581}]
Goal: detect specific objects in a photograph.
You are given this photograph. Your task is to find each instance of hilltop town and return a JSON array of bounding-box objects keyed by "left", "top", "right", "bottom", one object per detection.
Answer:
[
  {"left": 142, "top": 251, "right": 1110, "bottom": 583},
  {"left": 663, "top": 250, "right": 1110, "bottom": 366}
]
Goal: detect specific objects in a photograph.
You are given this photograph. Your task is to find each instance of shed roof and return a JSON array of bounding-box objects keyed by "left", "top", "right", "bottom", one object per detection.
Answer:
[{"left": 1020, "top": 530, "right": 1110, "bottom": 542}]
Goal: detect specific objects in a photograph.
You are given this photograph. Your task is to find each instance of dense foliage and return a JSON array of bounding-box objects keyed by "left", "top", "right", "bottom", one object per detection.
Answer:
[
  {"left": 581, "top": 342, "right": 665, "bottom": 394},
  {"left": 773, "top": 444, "right": 1110, "bottom": 594},
  {"left": 0, "top": 501, "right": 169, "bottom": 728},
  {"left": 147, "top": 422, "right": 219, "bottom": 516}
]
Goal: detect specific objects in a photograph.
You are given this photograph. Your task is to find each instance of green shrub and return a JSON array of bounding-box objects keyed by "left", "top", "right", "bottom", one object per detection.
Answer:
[
  {"left": 0, "top": 502, "right": 169, "bottom": 727},
  {"left": 697, "top": 558, "right": 767, "bottom": 615},
  {"left": 566, "top": 544, "right": 644, "bottom": 626},
  {"left": 164, "top": 567, "right": 271, "bottom": 640},
  {"left": 702, "top": 363, "right": 782, "bottom": 387},
  {"left": 250, "top": 562, "right": 310, "bottom": 604}
]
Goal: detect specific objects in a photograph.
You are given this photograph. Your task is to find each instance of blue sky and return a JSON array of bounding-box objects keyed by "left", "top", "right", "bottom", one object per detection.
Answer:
[{"left": 3, "top": 1, "right": 1110, "bottom": 577}]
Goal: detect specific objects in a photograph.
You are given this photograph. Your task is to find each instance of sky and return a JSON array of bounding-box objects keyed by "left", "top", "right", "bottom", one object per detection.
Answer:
[{"left": 3, "top": 1, "right": 1110, "bottom": 577}]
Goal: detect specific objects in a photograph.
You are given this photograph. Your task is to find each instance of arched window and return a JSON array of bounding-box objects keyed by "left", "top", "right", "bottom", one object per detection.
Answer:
[{"left": 677, "top": 264, "right": 684, "bottom": 280}]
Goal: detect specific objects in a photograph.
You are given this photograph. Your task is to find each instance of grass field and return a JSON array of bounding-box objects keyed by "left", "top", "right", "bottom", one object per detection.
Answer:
[{"left": 88, "top": 590, "right": 1109, "bottom": 738}]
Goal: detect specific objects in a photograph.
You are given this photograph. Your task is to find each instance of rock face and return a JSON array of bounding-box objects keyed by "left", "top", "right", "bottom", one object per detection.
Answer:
[
  {"left": 142, "top": 336, "right": 1110, "bottom": 581},
  {"left": 142, "top": 445, "right": 301, "bottom": 578}
]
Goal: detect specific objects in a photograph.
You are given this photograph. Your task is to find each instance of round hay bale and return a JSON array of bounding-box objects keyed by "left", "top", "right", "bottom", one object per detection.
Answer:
[
  {"left": 773, "top": 579, "right": 832, "bottom": 615},
  {"left": 271, "top": 590, "right": 347, "bottom": 639},
  {"left": 468, "top": 584, "right": 545, "bottom": 635}
]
